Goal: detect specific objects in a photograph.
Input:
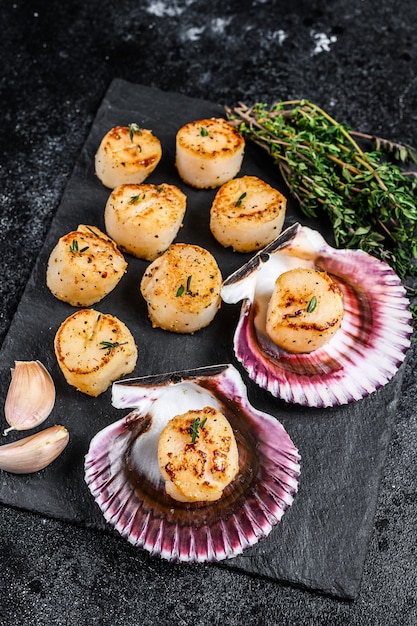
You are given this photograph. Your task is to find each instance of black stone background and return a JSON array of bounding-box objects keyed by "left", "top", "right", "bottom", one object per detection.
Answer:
[{"left": 1, "top": 1, "right": 417, "bottom": 624}]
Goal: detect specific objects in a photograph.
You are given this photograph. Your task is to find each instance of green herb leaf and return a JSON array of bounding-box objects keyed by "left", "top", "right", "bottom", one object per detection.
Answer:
[
  {"left": 189, "top": 416, "right": 207, "bottom": 443},
  {"left": 235, "top": 192, "right": 247, "bottom": 207},
  {"left": 99, "top": 341, "right": 128, "bottom": 355},
  {"left": 307, "top": 295, "right": 317, "bottom": 313},
  {"left": 200, "top": 127, "right": 209, "bottom": 137},
  {"left": 226, "top": 100, "right": 417, "bottom": 282},
  {"left": 176, "top": 276, "right": 192, "bottom": 297},
  {"left": 70, "top": 239, "right": 89, "bottom": 254},
  {"left": 85, "top": 226, "right": 100, "bottom": 237},
  {"left": 128, "top": 123, "right": 142, "bottom": 141}
]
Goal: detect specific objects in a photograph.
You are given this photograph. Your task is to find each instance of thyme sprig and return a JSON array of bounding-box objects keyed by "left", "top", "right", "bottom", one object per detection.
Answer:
[
  {"left": 99, "top": 341, "right": 128, "bottom": 355},
  {"left": 226, "top": 100, "right": 417, "bottom": 281},
  {"left": 128, "top": 123, "right": 142, "bottom": 141},
  {"left": 176, "top": 275, "right": 193, "bottom": 297},
  {"left": 69, "top": 239, "right": 89, "bottom": 254},
  {"left": 189, "top": 416, "right": 207, "bottom": 443},
  {"left": 307, "top": 295, "right": 317, "bottom": 313}
]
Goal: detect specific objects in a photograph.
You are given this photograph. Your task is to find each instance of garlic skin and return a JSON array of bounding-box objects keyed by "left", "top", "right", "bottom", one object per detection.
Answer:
[
  {"left": 4, "top": 360, "right": 56, "bottom": 435},
  {"left": 0, "top": 425, "right": 69, "bottom": 474}
]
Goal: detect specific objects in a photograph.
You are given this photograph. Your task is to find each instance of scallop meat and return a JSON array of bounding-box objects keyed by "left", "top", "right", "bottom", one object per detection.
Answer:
[
  {"left": 221, "top": 223, "right": 413, "bottom": 408},
  {"left": 84, "top": 364, "right": 300, "bottom": 562}
]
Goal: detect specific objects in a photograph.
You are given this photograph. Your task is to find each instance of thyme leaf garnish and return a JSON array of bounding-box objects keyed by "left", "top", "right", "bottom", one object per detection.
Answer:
[
  {"left": 128, "top": 123, "right": 142, "bottom": 141},
  {"left": 176, "top": 276, "right": 193, "bottom": 297},
  {"left": 307, "top": 295, "right": 317, "bottom": 313},
  {"left": 235, "top": 192, "right": 247, "bottom": 207},
  {"left": 189, "top": 416, "right": 207, "bottom": 443},
  {"left": 69, "top": 240, "right": 89, "bottom": 254},
  {"left": 99, "top": 341, "right": 128, "bottom": 355},
  {"left": 200, "top": 127, "right": 209, "bottom": 137}
]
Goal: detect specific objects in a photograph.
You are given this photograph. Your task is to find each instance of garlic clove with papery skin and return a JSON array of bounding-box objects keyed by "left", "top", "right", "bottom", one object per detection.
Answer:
[
  {"left": 0, "top": 425, "right": 69, "bottom": 474},
  {"left": 4, "top": 360, "right": 56, "bottom": 435}
]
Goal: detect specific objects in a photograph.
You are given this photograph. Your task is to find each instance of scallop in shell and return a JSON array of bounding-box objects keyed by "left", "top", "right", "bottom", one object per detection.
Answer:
[
  {"left": 84, "top": 364, "right": 300, "bottom": 563},
  {"left": 221, "top": 223, "right": 412, "bottom": 408}
]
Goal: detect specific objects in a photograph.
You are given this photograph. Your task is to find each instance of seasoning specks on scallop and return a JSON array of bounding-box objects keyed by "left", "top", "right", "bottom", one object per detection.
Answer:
[
  {"left": 104, "top": 183, "right": 187, "bottom": 261},
  {"left": 54, "top": 308, "right": 137, "bottom": 397},
  {"left": 46, "top": 225, "right": 127, "bottom": 307},
  {"left": 95, "top": 124, "right": 162, "bottom": 189},
  {"left": 175, "top": 118, "right": 245, "bottom": 189},
  {"left": 84, "top": 364, "right": 300, "bottom": 563},
  {"left": 210, "top": 175, "right": 287, "bottom": 252},
  {"left": 158, "top": 406, "right": 239, "bottom": 503},
  {"left": 266, "top": 267, "right": 344, "bottom": 353},
  {"left": 140, "top": 243, "right": 222, "bottom": 334},
  {"left": 221, "top": 223, "right": 412, "bottom": 408}
]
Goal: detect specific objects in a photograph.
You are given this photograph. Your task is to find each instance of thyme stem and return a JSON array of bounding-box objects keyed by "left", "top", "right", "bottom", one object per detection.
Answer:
[{"left": 226, "top": 100, "right": 417, "bottom": 280}]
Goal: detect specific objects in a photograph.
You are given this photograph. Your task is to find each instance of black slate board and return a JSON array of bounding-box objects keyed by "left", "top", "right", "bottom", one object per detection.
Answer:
[{"left": 0, "top": 78, "right": 406, "bottom": 600}]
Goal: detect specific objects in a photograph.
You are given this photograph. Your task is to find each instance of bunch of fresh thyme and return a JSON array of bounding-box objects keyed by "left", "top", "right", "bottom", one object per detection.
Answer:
[{"left": 226, "top": 100, "right": 417, "bottom": 282}]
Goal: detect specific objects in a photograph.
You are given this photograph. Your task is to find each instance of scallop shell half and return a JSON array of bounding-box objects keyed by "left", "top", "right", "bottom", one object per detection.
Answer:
[
  {"left": 221, "top": 223, "right": 413, "bottom": 408},
  {"left": 84, "top": 364, "right": 300, "bottom": 563}
]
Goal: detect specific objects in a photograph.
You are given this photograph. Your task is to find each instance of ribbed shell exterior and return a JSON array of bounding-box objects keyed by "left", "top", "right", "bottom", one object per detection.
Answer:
[
  {"left": 221, "top": 223, "right": 412, "bottom": 408},
  {"left": 84, "top": 364, "right": 300, "bottom": 562}
]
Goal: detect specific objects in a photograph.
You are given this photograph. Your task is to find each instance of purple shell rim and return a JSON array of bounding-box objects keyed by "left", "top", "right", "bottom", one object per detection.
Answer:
[
  {"left": 84, "top": 364, "right": 301, "bottom": 563},
  {"left": 223, "top": 223, "right": 413, "bottom": 408}
]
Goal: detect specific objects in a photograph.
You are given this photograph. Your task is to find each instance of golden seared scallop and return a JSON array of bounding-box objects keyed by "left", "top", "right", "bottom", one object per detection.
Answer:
[
  {"left": 210, "top": 175, "right": 287, "bottom": 252},
  {"left": 54, "top": 308, "right": 137, "bottom": 396},
  {"left": 46, "top": 225, "right": 127, "bottom": 307},
  {"left": 95, "top": 124, "right": 162, "bottom": 189},
  {"left": 140, "top": 243, "right": 222, "bottom": 333},
  {"left": 175, "top": 118, "right": 245, "bottom": 189},
  {"left": 266, "top": 268, "right": 344, "bottom": 353},
  {"left": 158, "top": 406, "right": 239, "bottom": 502},
  {"left": 104, "top": 183, "right": 187, "bottom": 261}
]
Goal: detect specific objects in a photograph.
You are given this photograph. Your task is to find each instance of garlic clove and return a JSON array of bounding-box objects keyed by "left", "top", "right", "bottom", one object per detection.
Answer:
[
  {"left": 4, "top": 360, "right": 56, "bottom": 435},
  {"left": 0, "top": 425, "right": 69, "bottom": 474}
]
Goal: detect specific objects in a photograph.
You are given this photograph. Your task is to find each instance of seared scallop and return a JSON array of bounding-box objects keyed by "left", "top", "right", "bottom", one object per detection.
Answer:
[
  {"left": 104, "top": 183, "right": 187, "bottom": 261},
  {"left": 210, "top": 175, "right": 287, "bottom": 252},
  {"left": 46, "top": 224, "right": 127, "bottom": 307},
  {"left": 54, "top": 308, "right": 137, "bottom": 396},
  {"left": 175, "top": 118, "right": 245, "bottom": 188},
  {"left": 140, "top": 243, "right": 222, "bottom": 333},
  {"left": 95, "top": 124, "right": 162, "bottom": 189},
  {"left": 158, "top": 406, "right": 239, "bottom": 503},
  {"left": 266, "top": 267, "right": 344, "bottom": 353}
]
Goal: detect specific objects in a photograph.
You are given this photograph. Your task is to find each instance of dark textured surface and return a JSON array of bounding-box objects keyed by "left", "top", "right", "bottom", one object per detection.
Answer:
[
  {"left": 0, "top": 78, "right": 407, "bottom": 601},
  {"left": 1, "top": 1, "right": 417, "bottom": 624}
]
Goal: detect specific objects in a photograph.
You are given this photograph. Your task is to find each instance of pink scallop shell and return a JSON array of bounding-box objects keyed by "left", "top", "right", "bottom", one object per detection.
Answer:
[
  {"left": 84, "top": 364, "right": 300, "bottom": 562},
  {"left": 221, "top": 223, "right": 413, "bottom": 408}
]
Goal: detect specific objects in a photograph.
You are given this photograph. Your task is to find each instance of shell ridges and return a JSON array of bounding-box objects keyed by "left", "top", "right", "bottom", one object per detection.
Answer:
[
  {"left": 84, "top": 364, "right": 300, "bottom": 562},
  {"left": 222, "top": 223, "right": 412, "bottom": 407}
]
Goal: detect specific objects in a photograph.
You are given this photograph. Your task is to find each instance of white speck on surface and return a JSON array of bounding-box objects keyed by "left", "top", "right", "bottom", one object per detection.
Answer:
[
  {"left": 146, "top": 0, "right": 194, "bottom": 17},
  {"left": 272, "top": 29, "right": 287, "bottom": 45},
  {"left": 211, "top": 17, "right": 231, "bottom": 34},
  {"left": 181, "top": 25, "right": 205, "bottom": 42},
  {"left": 311, "top": 31, "right": 337, "bottom": 55}
]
